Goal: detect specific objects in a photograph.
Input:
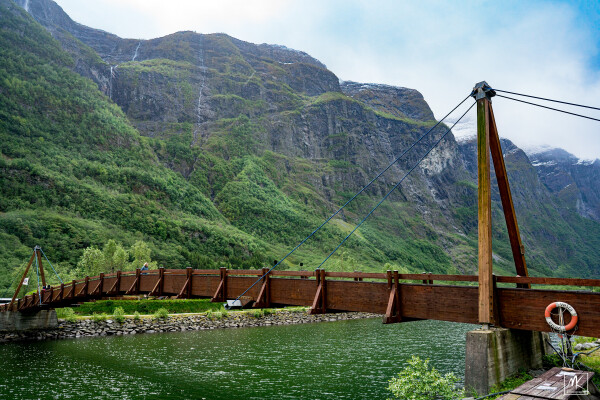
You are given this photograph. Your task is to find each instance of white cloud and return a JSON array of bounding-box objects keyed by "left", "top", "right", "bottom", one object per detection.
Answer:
[{"left": 53, "top": 0, "right": 600, "bottom": 159}]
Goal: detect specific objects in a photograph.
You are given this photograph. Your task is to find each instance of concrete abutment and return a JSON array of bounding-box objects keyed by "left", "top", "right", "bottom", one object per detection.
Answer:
[
  {"left": 0, "top": 310, "right": 58, "bottom": 332},
  {"left": 464, "top": 327, "right": 551, "bottom": 395}
]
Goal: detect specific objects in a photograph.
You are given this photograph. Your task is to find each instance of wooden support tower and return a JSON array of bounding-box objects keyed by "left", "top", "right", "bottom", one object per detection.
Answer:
[{"left": 472, "top": 81, "right": 530, "bottom": 326}]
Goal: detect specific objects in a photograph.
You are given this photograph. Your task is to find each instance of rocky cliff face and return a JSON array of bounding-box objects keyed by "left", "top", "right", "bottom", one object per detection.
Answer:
[
  {"left": 7, "top": 0, "right": 600, "bottom": 278},
  {"left": 527, "top": 148, "right": 600, "bottom": 222},
  {"left": 341, "top": 81, "right": 435, "bottom": 122}
]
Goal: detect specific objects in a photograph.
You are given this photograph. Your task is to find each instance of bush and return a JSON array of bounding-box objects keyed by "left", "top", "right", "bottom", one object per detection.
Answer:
[
  {"left": 58, "top": 307, "right": 77, "bottom": 322},
  {"left": 220, "top": 306, "right": 229, "bottom": 318},
  {"left": 153, "top": 307, "right": 169, "bottom": 320},
  {"left": 387, "top": 356, "right": 463, "bottom": 400},
  {"left": 91, "top": 313, "right": 108, "bottom": 322},
  {"left": 133, "top": 311, "right": 141, "bottom": 321},
  {"left": 252, "top": 309, "right": 264, "bottom": 318},
  {"left": 74, "top": 299, "right": 222, "bottom": 315},
  {"left": 205, "top": 309, "right": 213, "bottom": 319},
  {"left": 112, "top": 306, "right": 125, "bottom": 323}
]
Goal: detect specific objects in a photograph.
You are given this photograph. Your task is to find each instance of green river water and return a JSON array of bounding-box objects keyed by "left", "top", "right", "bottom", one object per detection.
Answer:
[{"left": 0, "top": 318, "right": 476, "bottom": 399}]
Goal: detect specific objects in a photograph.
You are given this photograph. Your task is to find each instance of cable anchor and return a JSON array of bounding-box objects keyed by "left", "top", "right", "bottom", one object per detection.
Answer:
[{"left": 471, "top": 81, "right": 496, "bottom": 101}]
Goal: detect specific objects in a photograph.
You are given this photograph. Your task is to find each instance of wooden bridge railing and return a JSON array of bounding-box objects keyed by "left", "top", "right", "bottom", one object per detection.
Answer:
[{"left": 3, "top": 268, "right": 600, "bottom": 337}]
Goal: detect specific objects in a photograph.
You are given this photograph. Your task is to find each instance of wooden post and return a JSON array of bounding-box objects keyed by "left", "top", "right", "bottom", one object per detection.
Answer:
[
  {"left": 59, "top": 283, "right": 65, "bottom": 301},
  {"left": 211, "top": 268, "right": 228, "bottom": 302},
  {"left": 353, "top": 271, "right": 363, "bottom": 282},
  {"left": 384, "top": 270, "right": 402, "bottom": 324},
  {"left": 487, "top": 104, "right": 530, "bottom": 288},
  {"left": 83, "top": 276, "right": 89, "bottom": 296},
  {"left": 177, "top": 267, "right": 193, "bottom": 299},
  {"left": 106, "top": 271, "right": 121, "bottom": 294},
  {"left": 186, "top": 267, "right": 193, "bottom": 298},
  {"left": 150, "top": 268, "right": 165, "bottom": 297},
  {"left": 35, "top": 246, "right": 46, "bottom": 288},
  {"left": 309, "top": 269, "right": 327, "bottom": 314},
  {"left": 9, "top": 250, "right": 36, "bottom": 311},
  {"left": 135, "top": 268, "right": 140, "bottom": 294},
  {"left": 474, "top": 82, "right": 494, "bottom": 326},
  {"left": 254, "top": 268, "right": 271, "bottom": 308},
  {"left": 94, "top": 273, "right": 104, "bottom": 296}
]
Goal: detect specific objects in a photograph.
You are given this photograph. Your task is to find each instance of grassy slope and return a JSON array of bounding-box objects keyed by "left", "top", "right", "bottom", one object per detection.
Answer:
[{"left": 0, "top": 3, "right": 268, "bottom": 290}]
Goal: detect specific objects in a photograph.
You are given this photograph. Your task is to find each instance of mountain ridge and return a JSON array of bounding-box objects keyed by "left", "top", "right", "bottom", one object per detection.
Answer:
[{"left": 1, "top": 0, "right": 599, "bottom": 293}]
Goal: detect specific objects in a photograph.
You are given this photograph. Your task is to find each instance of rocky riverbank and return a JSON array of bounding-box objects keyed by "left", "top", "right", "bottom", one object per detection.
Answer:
[{"left": 0, "top": 310, "right": 379, "bottom": 343}]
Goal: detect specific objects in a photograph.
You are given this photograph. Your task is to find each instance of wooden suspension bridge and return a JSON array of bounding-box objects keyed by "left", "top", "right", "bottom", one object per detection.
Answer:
[
  {"left": 2, "top": 264, "right": 600, "bottom": 337},
  {"left": 3, "top": 81, "right": 600, "bottom": 339}
]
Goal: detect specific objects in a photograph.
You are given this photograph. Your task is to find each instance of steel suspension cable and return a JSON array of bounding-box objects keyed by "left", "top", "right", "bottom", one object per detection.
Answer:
[
  {"left": 40, "top": 247, "right": 63, "bottom": 284},
  {"left": 496, "top": 94, "right": 600, "bottom": 123},
  {"left": 229, "top": 94, "right": 472, "bottom": 305},
  {"left": 315, "top": 101, "right": 476, "bottom": 270},
  {"left": 492, "top": 88, "right": 600, "bottom": 111}
]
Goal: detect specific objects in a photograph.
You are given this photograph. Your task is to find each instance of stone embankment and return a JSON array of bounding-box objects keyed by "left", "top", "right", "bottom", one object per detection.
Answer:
[{"left": 0, "top": 310, "right": 379, "bottom": 343}]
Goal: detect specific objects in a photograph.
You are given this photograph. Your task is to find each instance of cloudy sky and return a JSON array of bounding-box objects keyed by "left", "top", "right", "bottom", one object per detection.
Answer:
[{"left": 53, "top": 0, "right": 600, "bottom": 159}]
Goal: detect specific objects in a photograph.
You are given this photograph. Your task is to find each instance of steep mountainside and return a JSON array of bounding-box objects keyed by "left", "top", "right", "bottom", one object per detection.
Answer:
[
  {"left": 458, "top": 138, "right": 600, "bottom": 277},
  {"left": 527, "top": 148, "right": 600, "bottom": 222},
  {"left": 1, "top": 0, "right": 599, "bottom": 293}
]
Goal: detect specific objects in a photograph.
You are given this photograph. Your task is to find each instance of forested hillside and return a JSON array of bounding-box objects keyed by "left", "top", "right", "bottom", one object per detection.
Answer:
[{"left": 1, "top": 0, "right": 599, "bottom": 293}]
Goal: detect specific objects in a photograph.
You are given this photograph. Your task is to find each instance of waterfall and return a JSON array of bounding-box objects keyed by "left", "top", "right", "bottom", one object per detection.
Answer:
[
  {"left": 132, "top": 41, "right": 141, "bottom": 61},
  {"left": 24, "top": 0, "right": 30, "bottom": 12},
  {"left": 192, "top": 36, "right": 206, "bottom": 147},
  {"left": 109, "top": 65, "right": 117, "bottom": 100}
]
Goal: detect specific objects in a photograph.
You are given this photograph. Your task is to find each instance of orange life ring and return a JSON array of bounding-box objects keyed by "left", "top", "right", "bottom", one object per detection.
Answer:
[{"left": 545, "top": 302, "right": 578, "bottom": 332}]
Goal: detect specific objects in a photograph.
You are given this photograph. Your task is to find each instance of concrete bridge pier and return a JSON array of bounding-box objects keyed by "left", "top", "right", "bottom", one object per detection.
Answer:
[
  {"left": 0, "top": 310, "right": 58, "bottom": 332},
  {"left": 464, "top": 327, "right": 551, "bottom": 395}
]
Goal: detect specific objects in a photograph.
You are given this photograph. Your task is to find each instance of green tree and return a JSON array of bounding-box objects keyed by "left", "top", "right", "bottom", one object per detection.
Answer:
[
  {"left": 76, "top": 247, "right": 104, "bottom": 277},
  {"left": 112, "top": 245, "right": 129, "bottom": 271},
  {"left": 103, "top": 240, "right": 118, "bottom": 272},
  {"left": 130, "top": 241, "right": 153, "bottom": 269},
  {"left": 387, "top": 356, "right": 463, "bottom": 400},
  {"left": 103, "top": 239, "right": 128, "bottom": 272}
]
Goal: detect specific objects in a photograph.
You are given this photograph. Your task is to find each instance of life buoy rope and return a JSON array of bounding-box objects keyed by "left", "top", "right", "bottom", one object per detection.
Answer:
[{"left": 545, "top": 301, "right": 578, "bottom": 332}]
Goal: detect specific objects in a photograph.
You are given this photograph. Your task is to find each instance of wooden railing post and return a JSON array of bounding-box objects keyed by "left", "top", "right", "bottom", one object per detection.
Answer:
[
  {"left": 354, "top": 271, "right": 363, "bottom": 282},
  {"left": 115, "top": 270, "right": 121, "bottom": 294},
  {"left": 253, "top": 268, "right": 271, "bottom": 308},
  {"left": 186, "top": 267, "right": 193, "bottom": 298},
  {"left": 211, "top": 267, "right": 228, "bottom": 302},
  {"left": 310, "top": 269, "right": 327, "bottom": 314},
  {"left": 59, "top": 283, "right": 65, "bottom": 301},
  {"left": 384, "top": 270, "right": 402, "bottom": 324},
  {"left": 98, "top": 273, "right": 105, "bottom": 296},
  {"left": 177, "top": 267, "right": 194, "bottom": 299},
  {"left": 150, "top": 267, "right": 165, "bottom": 297}
]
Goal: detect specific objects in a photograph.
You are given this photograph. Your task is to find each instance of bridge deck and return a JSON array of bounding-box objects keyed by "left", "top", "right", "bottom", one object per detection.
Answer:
[{"left": 2, "top": 269, "right": 600, "bottom": 337}]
